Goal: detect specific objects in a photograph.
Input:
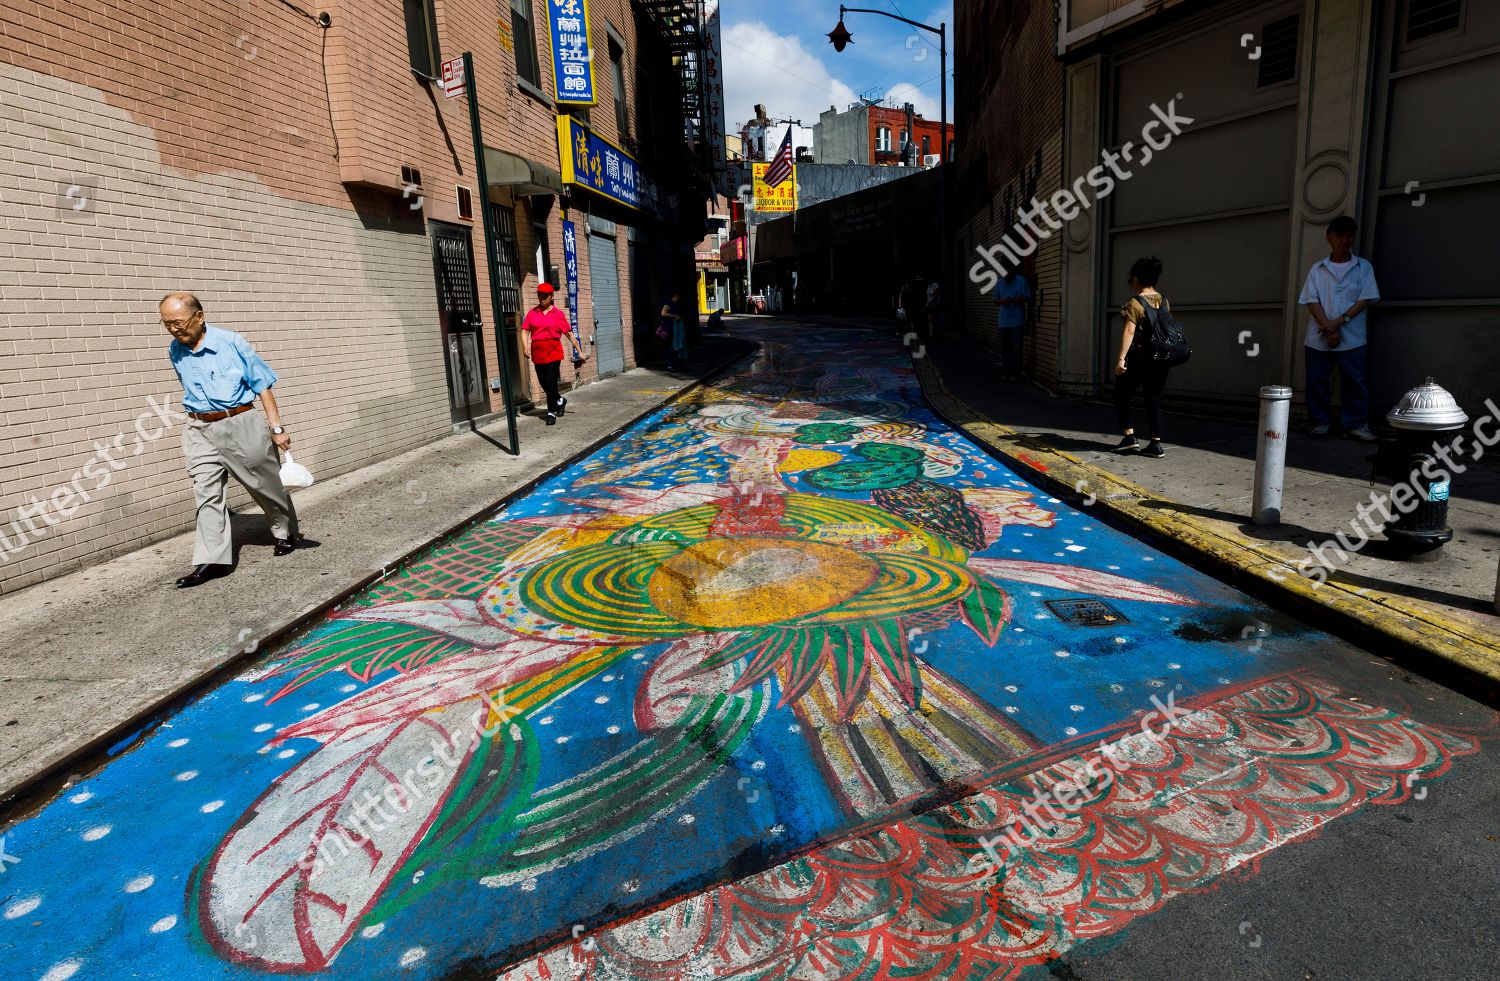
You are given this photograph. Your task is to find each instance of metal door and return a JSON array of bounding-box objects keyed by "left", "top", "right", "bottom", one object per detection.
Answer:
[
  {"left": 589, "top": 231, "right": 625, "bottom": 376},
  {"left": 430, "top": 221, "right": 488, "bottom": 421},
  {"left": 489, "top": 205, "right": 526, "bottom": 403}
]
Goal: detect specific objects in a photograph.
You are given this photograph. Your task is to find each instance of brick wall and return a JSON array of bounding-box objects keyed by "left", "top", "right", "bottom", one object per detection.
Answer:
[
  {"left": 0, "top": 0, "right": 676, "bottom": 592},
  {"left": 953, "top": 0, "right": 1066, "bottom": 387}
]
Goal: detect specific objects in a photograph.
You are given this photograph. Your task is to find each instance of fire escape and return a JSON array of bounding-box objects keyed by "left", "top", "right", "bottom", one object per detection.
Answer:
[{"left": 635, "top": 0, "right": 717, "bottom": 195}]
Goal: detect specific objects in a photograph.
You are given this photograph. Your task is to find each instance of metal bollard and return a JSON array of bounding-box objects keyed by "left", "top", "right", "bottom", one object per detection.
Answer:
[
  {"left": 1494, "top": 553, "right": 1499, "bottom": 615},
  {"left": 1253, "top": 386, "right": 1292, "bottom": 526}
]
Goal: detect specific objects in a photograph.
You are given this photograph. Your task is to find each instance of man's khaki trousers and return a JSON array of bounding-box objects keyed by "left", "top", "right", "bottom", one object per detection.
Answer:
[{"left": 183, "top": 408, "right": 297, "bottom": 566}]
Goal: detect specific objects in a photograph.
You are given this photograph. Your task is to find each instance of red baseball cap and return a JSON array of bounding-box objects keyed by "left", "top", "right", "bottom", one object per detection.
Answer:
[{"left": 537, "top": 283, "right": 556, "bottom": 295}]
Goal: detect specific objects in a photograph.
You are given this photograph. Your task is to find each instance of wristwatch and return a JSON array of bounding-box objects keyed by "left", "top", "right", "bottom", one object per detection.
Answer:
[
  {"left": 1341, "top": 313, "right": 1352, "bottom": 325},
  {"left": 271, "top": 426, "right": 286, "bottom": 435}
]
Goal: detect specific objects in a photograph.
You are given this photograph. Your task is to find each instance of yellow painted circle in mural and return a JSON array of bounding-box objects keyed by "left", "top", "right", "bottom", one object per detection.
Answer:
[
  {"left": 778, "top": 449, "right": 845, "bottom": 473},
  {"left": 647, "top": 538, "right": 879, "bottom": 629}
]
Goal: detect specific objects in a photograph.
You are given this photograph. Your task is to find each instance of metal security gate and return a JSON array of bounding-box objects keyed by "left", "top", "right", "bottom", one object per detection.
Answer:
[
  {"left": 430, "top": 221, "right": 488, "bottom": 422},
  {"left": 490, "top": 205, "right": 526, "bottom": 404},
  {"left": 589, "top": 230, "right": 625, "bottom": 376}
]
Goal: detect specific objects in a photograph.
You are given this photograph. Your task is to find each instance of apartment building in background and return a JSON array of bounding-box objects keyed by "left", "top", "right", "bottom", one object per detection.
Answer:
[
  {"left": 813, "top": 100, "right": 955, "bottom": 168},
  {"left": 0, "top": 0, "right": 722, "bottom": 593},
  {"left": 955, "top": 0, "right": 1499, "bottom": 417}
]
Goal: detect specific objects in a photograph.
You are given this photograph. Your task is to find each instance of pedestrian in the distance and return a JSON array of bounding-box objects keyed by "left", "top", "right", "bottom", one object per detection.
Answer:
[
  {"left": 661, "top": 292, "right": 687, "bottom": 370},
  {"left": 1298, "top": 215, "right": 1381, "bottom": 441},
  {"left": 1112, "top": 257, "right": 1172, "bottom": 459},
  {"left": 991, "top": 268, "right": 1032, "bottom": 380},
  {"left": 160, "top": 292, "right": 299, "bottom": 589},
  {"left": 522, "top": 283, "right": 585, "bottom": 425},
  {"left": 924, "top": 276, "right": 942, "bottom": 339}
]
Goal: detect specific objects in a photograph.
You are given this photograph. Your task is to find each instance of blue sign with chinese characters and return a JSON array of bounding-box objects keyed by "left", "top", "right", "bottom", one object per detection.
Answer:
[
  {"left": 557, "top": 115, "right": 642, "bottom": 211},
  {"left": 562, "top": 218, "right": 582, "bottom": 343},
  {"left": 547, "top": 0, "right": 596, "bottom": 105}
]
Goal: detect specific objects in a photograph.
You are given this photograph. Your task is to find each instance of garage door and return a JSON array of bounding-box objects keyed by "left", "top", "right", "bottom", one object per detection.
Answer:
[{"left": 589, "top": 231, "right": 625, "bottom": 377}]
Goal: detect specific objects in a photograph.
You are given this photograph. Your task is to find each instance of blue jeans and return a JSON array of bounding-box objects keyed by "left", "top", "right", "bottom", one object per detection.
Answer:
[
  {"left": 1305, "top": 345, "right": 1369, "bottom": 430},
  {"left": 998, "top": 326, "right": 1023, "bottom": 375}
]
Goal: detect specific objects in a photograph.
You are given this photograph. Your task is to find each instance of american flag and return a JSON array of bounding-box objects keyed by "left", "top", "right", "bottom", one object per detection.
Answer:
[{"left": 763, "top": 126, "right": 794, "bottom": 187}]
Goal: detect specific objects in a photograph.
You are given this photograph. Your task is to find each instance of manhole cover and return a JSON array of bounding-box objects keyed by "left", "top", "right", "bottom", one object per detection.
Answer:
[{"left": 1045, "top": 598, "right": 1129, "bottom": 627}]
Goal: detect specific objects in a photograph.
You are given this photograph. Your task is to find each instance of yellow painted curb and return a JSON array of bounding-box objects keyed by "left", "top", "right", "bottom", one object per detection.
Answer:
[{"left": 914, "top": 356, "right": 1500, "bottom": 685}]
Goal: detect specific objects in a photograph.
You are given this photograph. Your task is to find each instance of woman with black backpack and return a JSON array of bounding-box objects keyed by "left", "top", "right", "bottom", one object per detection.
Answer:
[{"left": 1113, "top": 256, "right": 1188, "bottom": 459}]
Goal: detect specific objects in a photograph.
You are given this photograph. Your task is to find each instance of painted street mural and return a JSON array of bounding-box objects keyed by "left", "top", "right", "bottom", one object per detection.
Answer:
[{"left": 0, "top": 325, "right": 1487, "bottom": 980}]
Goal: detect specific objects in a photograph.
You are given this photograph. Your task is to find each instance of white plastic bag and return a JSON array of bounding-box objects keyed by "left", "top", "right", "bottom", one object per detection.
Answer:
[{"left": 279, "top": 451, "right": 314, "bottom": 491}]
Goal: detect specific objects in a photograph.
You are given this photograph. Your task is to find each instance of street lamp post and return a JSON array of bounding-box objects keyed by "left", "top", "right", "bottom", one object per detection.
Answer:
[{"left": 829, "top": 6, "right": 948, "bottom": 325}]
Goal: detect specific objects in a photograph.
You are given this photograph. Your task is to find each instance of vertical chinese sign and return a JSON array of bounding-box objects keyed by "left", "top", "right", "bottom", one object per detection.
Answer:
[
  {"left": 561, "top": 218, "right": 582, "bottom": 344},
  {"left": 547, "top": 0, "right": 596, "bottom": 105},
  {"left": 702, "top": 1, "right": 731, "bottom": 197}
]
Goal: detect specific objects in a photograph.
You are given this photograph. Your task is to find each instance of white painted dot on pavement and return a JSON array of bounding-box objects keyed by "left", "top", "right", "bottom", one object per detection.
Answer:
[
  {"left": 176, "top": 770, "right": 198, "bottom": 782},
  {"left": 167, "top": 738, "right": 189, "bottom": 748},
  {"left": 1108, "top": 565, "right": 1121, "bottom": 571},
  {"left": 1004, "top": 685, "right": 1018, "bottom": 693},
  {"left": 277, "top": 749, "right": 296, "bottom": 759},
  {"left": 361, "top": 923, "right": 386, "bottom": 939},
  {"left": 519, "top": 878, "right": 538, "bottom": 892},
  {"left": 4, "top": 896, "right": 41, "bottom": 919},
  {"left": 1028, "top": 591, "right": 1042, "bottom": 598},
  {"left": 1022, "top": 532, "right": 1034, "bottom": 537},
  {"left": 602, "top": 675, "right": 616, "bottom": 682},
  {"left": 201, "top": 800, "right": 224, "bottom": 814},
  {"left": 1013, "top": 627, "right": 1026, "bottom": 633},
  {"left": 1011, "top": 548, "right": 1022, "bottom": 553},
  {"left": 124, "top": 875, "right": 154, "bottom": 893},
  {"left": 399, "top": 947, "right": 427, "bottom": 968},
  {"left": 39, "top": 959, "right": 81, "bottom": 981},
  {"left": 82, "top": 825, "right": 111, "bottom": 841},
  {"left": 243, "top": 693, "right": 264, "bottom": 703},
  {"left": 340, "top": 684, "right": 358, "bottom": 693},
  {"left": 556, "top": 736, "right": 570, "bottom": 744},
  {"left": 1066, "top": 545, "right": 1087, "bottom": 553},
  {"left": 150, "top": 915, "right": 178, "bottom": 934},
  {"left": 594, "top": 695, "right": 609, "bottom": 705},
  {"left": 539, "top": 716, "right": 554, "bottom": 726},
  {"left": 1109, "top": 684, "right": 1125, "bottom": 693},
  {"left": 300, "top": 703, "right": 320, "bottom": 713},
  {"left": 606, "top": 725, "right": 621, "bottom": 735},
  {"left": 1114, "top": 637, "right": 1128, "bottom": 645},
  {"left": 632, "top": 652, "right": 645, "bottom": 660},
  {"left": 1144, "top": 557, "right": 1156, "bottom": 562},
  {"left": 1034, "top": 613, "right": 1051, "bottom": 620},
  {"left": 1054, "top": 552, "right": 1066, "bottom": 558},
  {"left": 751, "top": 760, "right": 766, "bottom": 771},
  {"left": 68, "top": 792, "right": 92, "bottom": 804},
  {"left": 1167, "top": 663, "right": 1182, "bottom": 670},
  {"left": 254, "top": 723, "right": 273, "bottom": 733},
  {"left": 1070, "top": 705, "right": 1085, "bottom": 712},
  {"left": 1064, "top": 727, "right": 1079, "bottom": 736},
  {"left": 1047, "top": 498, "right": 1061, "bottom": 504},
  {"left": 678, "top": 813, "right": 695, "bottom": 825},
  {"left": 621, "top": 879, "right": 640, "bottom": 893},
  {"left": 257, "top": 746, "right": 270, "bottom": 755},
  {"left": 1083, "top": 526, "right": 1096, "bottom": 532},
  {"left": 1054, "top": 650, "right": 1071, "bottom": 658},
  {"left": 1063, "top": 540, "right": 1075, "bottom": 545},
  {"left": 1005, "top": 706, "right": 1018, "bottom": 714},
  {"left": 788, "top": 723, "right": 802, "bottom": 734}
]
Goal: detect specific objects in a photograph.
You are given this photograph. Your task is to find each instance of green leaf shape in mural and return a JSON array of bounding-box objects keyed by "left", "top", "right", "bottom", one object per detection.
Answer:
[
  {"left": 267, "top": 621, "right": 472, "bottom": 703},
  {"left": 793, "top": 422, "right": 859, "bottom": 444},
  {"left": 959, "top": 579, "right": 1012, "bottom": 647}
]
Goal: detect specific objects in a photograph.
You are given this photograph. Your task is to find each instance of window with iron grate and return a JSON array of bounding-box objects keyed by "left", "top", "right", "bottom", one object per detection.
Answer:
[
  {"left": 1257, "top": 14, "right": 1300, "bottom": 88},
  {"left": 1406, "top": 0, "right": 1463, "bottom": 43}
]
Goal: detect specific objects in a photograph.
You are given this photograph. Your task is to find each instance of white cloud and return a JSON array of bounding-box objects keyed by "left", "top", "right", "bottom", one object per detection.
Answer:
[
  {"left": 882, "top": 81, "right": 940, "bottom": 122},
  {"left": 722, "top": 21, "right": 859, "bottom": 136}
]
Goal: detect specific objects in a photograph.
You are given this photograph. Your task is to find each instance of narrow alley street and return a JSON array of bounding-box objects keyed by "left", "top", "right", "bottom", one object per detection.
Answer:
[{"left": 0, "top": 323, "right": 1493, "bottom": 980}]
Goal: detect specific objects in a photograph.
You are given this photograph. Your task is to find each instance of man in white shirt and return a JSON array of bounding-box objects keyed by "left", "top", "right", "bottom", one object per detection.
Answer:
[{"left": 1298, "top": 215, "right": 1381, "bottom": 441}]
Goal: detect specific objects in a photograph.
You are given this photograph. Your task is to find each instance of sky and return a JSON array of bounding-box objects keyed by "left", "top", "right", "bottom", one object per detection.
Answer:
[{"left": 719, "top": 0, "right": 954, "bottom": 138}]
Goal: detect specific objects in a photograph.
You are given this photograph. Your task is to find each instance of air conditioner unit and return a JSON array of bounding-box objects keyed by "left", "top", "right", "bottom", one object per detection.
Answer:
[{"left": 922, "top": 154, "right": 943, "bottom": 167}]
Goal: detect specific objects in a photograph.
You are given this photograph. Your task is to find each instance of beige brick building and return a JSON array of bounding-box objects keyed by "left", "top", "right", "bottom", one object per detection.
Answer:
[
  {"left": 0, "top": 0, "right": 718, "bottom": 592},
  {"left": 956, "top": 0, "right": 1500, "bottom": 417}
]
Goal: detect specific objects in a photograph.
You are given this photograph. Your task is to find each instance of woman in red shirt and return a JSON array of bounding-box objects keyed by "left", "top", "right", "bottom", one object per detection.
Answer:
[{"left": 522, "top": 283, "right": 585, "bottom": 425}]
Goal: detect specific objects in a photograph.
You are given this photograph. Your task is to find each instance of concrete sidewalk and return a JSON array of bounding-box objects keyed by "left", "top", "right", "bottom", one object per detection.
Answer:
[
  {"left": 902, "top": 330, "right": 1500, "bottom": 688},
  {"left": 0, "top": 334, "right": 756, "bottom": 808}
]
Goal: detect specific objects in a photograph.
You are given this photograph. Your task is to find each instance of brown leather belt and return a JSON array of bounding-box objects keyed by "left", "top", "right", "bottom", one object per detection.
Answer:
[{"left": 188, "top": 404, "right": 254, "bottom": 423}]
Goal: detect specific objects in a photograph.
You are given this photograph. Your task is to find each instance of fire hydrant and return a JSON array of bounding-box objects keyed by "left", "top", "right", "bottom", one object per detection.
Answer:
[{"left": 1372, "top": 378, "right": 1469, "bottom": 558}]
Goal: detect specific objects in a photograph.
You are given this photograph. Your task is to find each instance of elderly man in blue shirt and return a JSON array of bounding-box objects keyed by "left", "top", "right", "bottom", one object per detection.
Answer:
[
  {"left": 161, "top": 292, "right": 299, "bottom": 588},
  {"left": 1298, "top": 216, "right": 1381, "bottom": 441}
]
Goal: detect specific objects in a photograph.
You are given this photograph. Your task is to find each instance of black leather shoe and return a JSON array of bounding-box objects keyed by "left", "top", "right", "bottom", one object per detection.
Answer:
[
  {"left": 546, "top": 413, "right": 557, "bottom": 426},
  {"left": 175, "top": 564, "right": 231, "bottom": 588},
  {"left": 273, "top": 535, "right": 303, "bottom": 557},
  {"left": 556, "top": 397, "right": 567, "bottom": 416}
]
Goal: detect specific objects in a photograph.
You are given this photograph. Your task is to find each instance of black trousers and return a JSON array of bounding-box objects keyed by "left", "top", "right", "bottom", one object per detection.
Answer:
[
  {"left": 534, "top": 359, "right": 562, "bottom": 414},
  {"left": 1114, "top": 360, "right": 1170, "bottom": 439}
]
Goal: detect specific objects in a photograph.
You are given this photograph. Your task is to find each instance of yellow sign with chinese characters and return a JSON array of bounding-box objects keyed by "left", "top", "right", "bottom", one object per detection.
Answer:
[{"left": 752, "top": 162, "right": 797, "bottom": 213}]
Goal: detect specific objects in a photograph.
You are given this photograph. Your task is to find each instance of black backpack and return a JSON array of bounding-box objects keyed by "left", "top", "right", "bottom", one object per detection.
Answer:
[{"left": 1134, "top": 295, "right": 1192, "bottom": 367}]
